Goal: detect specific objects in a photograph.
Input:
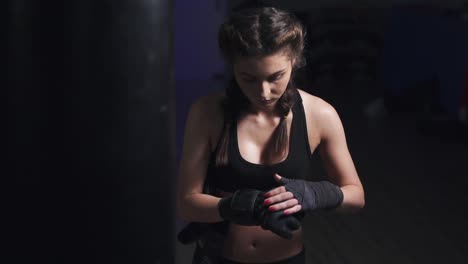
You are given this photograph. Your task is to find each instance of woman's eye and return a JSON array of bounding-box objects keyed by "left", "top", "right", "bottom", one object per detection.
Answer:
[
  {"left": 268, "top": 75, "right": 283, "bottom": 82},
  {"left": 243, "top": 74, "right": 283, "bottom": 83}
]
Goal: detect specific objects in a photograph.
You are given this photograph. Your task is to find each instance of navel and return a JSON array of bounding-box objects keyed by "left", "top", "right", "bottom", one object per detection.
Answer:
[{"left": 250, "top": 240, "right": 258, "bottom": 250}]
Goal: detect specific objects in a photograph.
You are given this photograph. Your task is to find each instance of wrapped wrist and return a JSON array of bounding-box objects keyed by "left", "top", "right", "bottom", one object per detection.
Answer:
[
  {"left": 217, "top": 189, "right": 264, "bottom": 225},
  {"left": 280, "top": 177, "right": 343, "bottom": 212},
  {"left": 311, "top": 181, "right": 343, "bottom": 210},
  {"left": 217, "top": 189, "right": 302, "bottom": 240}
]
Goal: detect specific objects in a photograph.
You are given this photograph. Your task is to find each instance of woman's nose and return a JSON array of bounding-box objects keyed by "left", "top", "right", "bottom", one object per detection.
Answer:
[{"left": 260, "top": 81, "right": 271, "bottom": 98}]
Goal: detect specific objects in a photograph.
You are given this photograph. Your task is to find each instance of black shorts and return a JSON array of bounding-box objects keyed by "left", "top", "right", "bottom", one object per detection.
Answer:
[{"left": 192, "top": 243, "right": 306, "bottom": 264}]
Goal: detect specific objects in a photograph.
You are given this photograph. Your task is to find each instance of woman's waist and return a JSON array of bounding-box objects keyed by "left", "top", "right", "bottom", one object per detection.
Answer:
[
  {"left": 212, "top": 189, "right": 304, "bottom": 261},
  {"left": 222, "top": 224, "right": 303, "bottom": 263},
  {"left": 225, "top": 223, "right": 303, "bottom": 246}
]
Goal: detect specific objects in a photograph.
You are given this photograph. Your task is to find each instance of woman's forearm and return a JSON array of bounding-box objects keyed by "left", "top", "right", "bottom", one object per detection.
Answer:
[
  {"left": 177, "top": 193, "right": 223, "bottom": 223},
  {"left": 336, "top": 184, "right": 365, "bottom": 213}
]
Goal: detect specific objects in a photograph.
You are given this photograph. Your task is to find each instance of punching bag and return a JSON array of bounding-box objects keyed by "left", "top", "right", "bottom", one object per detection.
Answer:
[{"left": 8, "top": 1, "right": 175, "bottom": 263}]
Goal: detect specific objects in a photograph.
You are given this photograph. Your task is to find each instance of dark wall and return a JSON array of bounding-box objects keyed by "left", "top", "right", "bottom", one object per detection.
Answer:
[
  {"left": 8, "top": 1, "right": 175, "bottom": 263},
  {"left": 174, "top": 0, "right": 226, "bottom": 81}
]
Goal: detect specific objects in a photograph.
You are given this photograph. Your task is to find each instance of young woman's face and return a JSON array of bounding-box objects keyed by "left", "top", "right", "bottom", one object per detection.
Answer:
[{"left": 233, "top": 52, "right": 293, "bottom": 111}]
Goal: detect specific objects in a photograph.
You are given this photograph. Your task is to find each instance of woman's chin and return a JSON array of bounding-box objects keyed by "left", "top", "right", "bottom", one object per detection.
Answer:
[{"left": 252, "top": 100, "right": 277, "bottom": 110}]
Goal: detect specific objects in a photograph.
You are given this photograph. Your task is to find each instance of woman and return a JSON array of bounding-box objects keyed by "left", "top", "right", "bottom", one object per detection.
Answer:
[{"left": 176, "top": 7, "right": 365, "bottom": 264}]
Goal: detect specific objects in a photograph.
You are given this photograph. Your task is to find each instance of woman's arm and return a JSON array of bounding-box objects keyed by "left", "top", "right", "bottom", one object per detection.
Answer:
[
  {"left": 317, "top": 101, "right": 365, "bottom": 213},
  {"left": 262, "top": 94, "right": 364, "bottom": 215},
  {"left": 176, "top": 96, "right": 224, "bottom": 223}
]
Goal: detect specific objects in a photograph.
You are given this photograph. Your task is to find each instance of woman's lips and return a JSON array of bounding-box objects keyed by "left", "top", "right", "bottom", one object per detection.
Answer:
[{"left": 259, "top": 98, "right": 275, "bottom": 105}]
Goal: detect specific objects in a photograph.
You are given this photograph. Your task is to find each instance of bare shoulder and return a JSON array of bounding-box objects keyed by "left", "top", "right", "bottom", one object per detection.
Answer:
[
  {"left": 188, "top": 90, "right": 225, "bottom": 148},
  {"left": 297, "top": 89, "right": 342, "bottom": 141},
  {"left": 189, "top": 90, "right": 225, "bottom": 119},
  {"left": 297, "top": 89, "right": 336, "bottom": 116}
]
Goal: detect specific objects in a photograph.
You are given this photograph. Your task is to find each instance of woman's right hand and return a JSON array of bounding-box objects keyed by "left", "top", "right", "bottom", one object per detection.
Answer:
[
  {"left": 217, "top": 189, "right": 301, "bottom": 240},
  {"left": 218, "top": 189, "right": 265, "bottom": 226}
]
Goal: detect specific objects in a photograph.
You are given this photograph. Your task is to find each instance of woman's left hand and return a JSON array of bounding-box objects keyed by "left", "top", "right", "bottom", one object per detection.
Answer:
[{"left": 262, "top": 174, "right": 303, "bottom": 215}]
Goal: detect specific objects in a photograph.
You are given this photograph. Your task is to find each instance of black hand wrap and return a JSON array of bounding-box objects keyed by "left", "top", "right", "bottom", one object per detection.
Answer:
[
  {"left": 218, "top": 189, "right": 264, "bottom": 226},
  {"left": 279, "top": 177, "right": 344, "bottom": 211},
  {"left": 260, "top": 210, "right": 302, "bottom": 240},
  {"left": 218, "top": 189, "right": 301, "bottom": 239}
]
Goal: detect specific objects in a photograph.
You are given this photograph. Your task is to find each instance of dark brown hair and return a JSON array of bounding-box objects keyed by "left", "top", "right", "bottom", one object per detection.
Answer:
[{"left": 216, "top": 7, "right": 306, "bottom": 165}]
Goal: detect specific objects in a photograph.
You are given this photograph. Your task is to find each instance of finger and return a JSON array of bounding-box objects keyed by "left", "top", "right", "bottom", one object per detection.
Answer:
[
  {"left": 276, "top": 174, "right": 293, "bottom": 185},
  {"left": 264, "top": 191, "right": 294, "bottom": 206},
  {"left": 273, "top": 173, "right": 282, "bottom": 182},
  {"left": 263, "top": 186, "right": 287, "bottom": 198},
  {"left": 267, "top": 198, "right": 298, "bottom": 212},
  {"left": 284, "top": 204, "right": 302, "bottom": 215}
]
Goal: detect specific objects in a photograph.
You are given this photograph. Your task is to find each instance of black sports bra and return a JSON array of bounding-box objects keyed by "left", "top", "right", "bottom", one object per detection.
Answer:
[{"left": 205, "top": 90, "right": 315, "bottom": 193}]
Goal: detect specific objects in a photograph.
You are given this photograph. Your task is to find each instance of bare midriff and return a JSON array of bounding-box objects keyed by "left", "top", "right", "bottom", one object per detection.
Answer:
[
  {"left": 216, "top": 191, "right": 304, "bottom": 263},
  {"left": 222, "top": 224, "right": 303, "bottom": 263}
]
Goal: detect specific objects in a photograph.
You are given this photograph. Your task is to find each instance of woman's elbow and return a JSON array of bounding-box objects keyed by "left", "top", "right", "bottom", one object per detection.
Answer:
[
  {"left": 358, "top": 186, "right": 366, "bottom": 209},
  {"left": 338, "top": 187, "right": 365, "bottom": 213},
  {"left": 176, "top": 195, "right": 190, "bottom": 221},
  {"left": 339, "top": 201, "right": 364, "bottom": 214},
  {"left": 354, "top": 190, "right": 366, "bottom": 212},
  {"left": 355, "top": 196, "right": 365, "bottom": 211},
  {"left": 352, "top": 188, "right": 366, "bottom": 210}
]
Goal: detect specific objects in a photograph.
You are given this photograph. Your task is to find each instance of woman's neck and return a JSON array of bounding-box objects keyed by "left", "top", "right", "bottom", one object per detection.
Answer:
[{"left": 245, "top": 104, "right": 279, "bottom": 119}]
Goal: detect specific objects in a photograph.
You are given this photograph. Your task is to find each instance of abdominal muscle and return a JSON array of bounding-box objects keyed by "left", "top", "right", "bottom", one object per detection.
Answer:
[
  {"left": 216, "top": 191, "right": 304, "bottom": 263},
  {"left": 222, "top": 224, "right": 303, "bottom": 263}
]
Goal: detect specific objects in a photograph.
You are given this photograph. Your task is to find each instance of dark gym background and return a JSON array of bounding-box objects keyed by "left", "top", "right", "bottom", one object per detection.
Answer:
[
  {"left": 8, "top": 0, "right": 174, "bottom": 263},
  {"left": 7, "top": 0, "right": 468, "bottom": 264}
]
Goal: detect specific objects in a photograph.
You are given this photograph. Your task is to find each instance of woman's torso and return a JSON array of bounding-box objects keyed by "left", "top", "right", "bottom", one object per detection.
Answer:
[{"left": 206, "top": 89, "right": 321, "bottom": 263}]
